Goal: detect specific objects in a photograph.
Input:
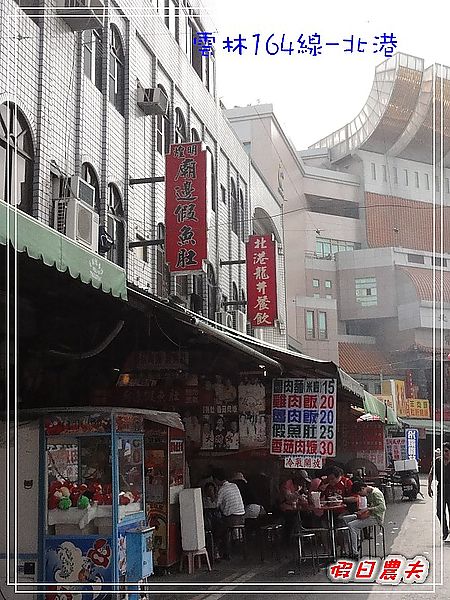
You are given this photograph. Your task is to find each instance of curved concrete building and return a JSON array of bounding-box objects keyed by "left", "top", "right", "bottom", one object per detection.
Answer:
[{"left": 310, "top": 53, "right": 450, "bottom": 166}]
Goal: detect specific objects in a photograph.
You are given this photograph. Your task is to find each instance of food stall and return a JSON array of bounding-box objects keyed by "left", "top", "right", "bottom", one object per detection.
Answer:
[{"left": 39, "top": 407, "right": 184, "bottom": 598}]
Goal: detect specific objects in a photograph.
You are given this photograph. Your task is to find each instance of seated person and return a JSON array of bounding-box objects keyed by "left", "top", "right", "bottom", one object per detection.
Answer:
[
  {"left": 213, "top": 468, "right": 246, "bottom": 559},
  {"left": 321, "top": 466, "right": 353, "bottom": 516},
  {"left": 341, "top": 480, "right": 386, "bottom": 558},
  {"left": 279, "top": 471, "right": 310, "bottom": 540},
  {"left": 230, "top": 472, "right": 266, "bottom": 520}
]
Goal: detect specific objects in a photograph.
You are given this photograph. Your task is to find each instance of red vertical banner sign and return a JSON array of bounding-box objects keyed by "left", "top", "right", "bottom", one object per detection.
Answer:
[
  {"left": 165, "top": 142, "right": 207, "bottom": 273},
  {"left": 246, "top": 234, "right": 278, "bottom": 327}
]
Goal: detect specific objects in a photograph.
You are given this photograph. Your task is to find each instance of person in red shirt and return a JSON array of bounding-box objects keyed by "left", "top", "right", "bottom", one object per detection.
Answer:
[{"left": 322, "top": 466, "right": 353, "bottom": 499}]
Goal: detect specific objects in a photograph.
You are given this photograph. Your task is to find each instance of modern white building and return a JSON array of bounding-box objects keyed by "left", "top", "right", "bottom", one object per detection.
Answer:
[{"left": 226, "top": 53, "right": 450, "bottom": 402}]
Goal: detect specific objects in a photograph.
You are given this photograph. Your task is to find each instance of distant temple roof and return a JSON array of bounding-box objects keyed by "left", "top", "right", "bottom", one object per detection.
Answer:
[{"left": 310, "top": 53, "right": 450, "bottom": 165}]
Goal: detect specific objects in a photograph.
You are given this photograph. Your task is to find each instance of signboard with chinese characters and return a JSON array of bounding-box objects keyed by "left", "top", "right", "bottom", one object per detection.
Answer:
[
  {"left": 201, "top": 404, "right": 239, "bottom": 451},
  {"left": 270, "top": 378, "right": 337, "bottom": 458},
  {"left": 407, "top": 399, "right": 430, "bottom": 418},
  {"left": 386, "top": 437, "right": 406, "bottom": 463},
  {"left": 165, "top": 142, "right": 207, "bottom": 273},
  {"left": 382, "top": 379, "right": 408, "bottom": 418},
  {"left": 405, "top": 428, "right": 419, "bottom": 461},
  {"left": 246, "top": 234, "right": 278, "bottom": 327},
  {"left": 284, "top": 455, "right": 323, "bottom": 469}
]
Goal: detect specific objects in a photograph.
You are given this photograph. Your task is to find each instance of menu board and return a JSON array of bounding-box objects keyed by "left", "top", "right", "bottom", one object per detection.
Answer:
[{"left": 271, "top": 378, "right": 337, "bottom": 457}]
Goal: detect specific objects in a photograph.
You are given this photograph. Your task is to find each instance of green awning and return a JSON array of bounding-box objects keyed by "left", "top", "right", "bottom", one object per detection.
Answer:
[
  {"left": 0, "top": 201, "right": 127, "bottom": 300},
  {"left": 401, "top": 418, "right": 450, "bottom": 434},
  {"left": 363, "top": 391, "right": 400, "bottom": 426}
]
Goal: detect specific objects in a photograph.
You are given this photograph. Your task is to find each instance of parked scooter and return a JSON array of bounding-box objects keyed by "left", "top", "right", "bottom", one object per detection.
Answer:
[{"left": 399, "top": 470, "right": 420, "bottom": 501}]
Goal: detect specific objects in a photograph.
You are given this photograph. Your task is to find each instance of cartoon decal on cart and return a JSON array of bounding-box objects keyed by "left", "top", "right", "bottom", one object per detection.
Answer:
[{"left": 45, "top": 539, "right": 112, "bottom": 600}]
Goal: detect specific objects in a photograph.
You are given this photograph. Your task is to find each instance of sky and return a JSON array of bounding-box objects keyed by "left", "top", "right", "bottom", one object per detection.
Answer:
[{"left": 202, "top": 0, "right": 449, "bottom": 150}]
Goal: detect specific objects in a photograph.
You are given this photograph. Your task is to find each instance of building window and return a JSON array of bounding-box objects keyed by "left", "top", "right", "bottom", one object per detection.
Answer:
[
  {"left": 191, "top": 128, "right": 200, "bottom": 142},
  {"left": 206, "top": 148, "right": 217, "bottom": 213},
  {"left": 109, "top": 26, "right": 125, "bottom": 115},
  {"left": 174, "top": 108, "right": 187, "bottom": 143},
  {"left": 433, "top": 256, "right": 448, "bottom": 268},
  {"left": 0, "top": 103, "right": 33, "bottom": 213},
  {"left": 316, "top": 237, "right": 359, "bottom": 258},
  {"left": 83, "top": 29, "right": 102, "bottom": 91},
  {"left": 404, "top": 169, "right": 409, "bottom": 186},
  {"left": 107, "top": 184, "right": 125, "bottom": 266},
  {"left": 81, "top": 162, "right": 100, "bottom": 213},
  {"left": 220, "top": 184, "right": 226, "bottom": 204},
  {"left": 325, "top": 294, "right": 332, "bottom": 299},
  {"left": 393, "top": 167, "right": 398, "bottom": 184},
  {"left": 318, "top": 311, "right": 328, "bottom": 340},
  {"left": 355, "top": 277, "right": 378, "bottom": 307},
  {"left": 164, "top": 0, "right": 178, "bottom": 40},
  {"left": 239, "top": 189, "right": 245, "bottom": 241},
  {"left": 134, "top": 234, "right": 148, "bottom": 262},
  {"left": 207, "top": 264, "right": 217, "bottom": 318},
  {"left": 371, "top": 162, "right": 376, "bottom": 180},
  {"left": 230, "top": 178, "right": 238, "bottom": 235},
  {"left": 425, "top": 173, "right": 430, "bottom": 190},
  {"left": 407, "top": 253, "right": 425, "bottom": 264},
  {"left": 305, "top": 310, "right": 315, "bottom": 339},
  {"left": 325, "top": 280, "right": 332, "bottom": 289},
  {"left": 414, "top": 171, "right": 420, "bottom": 188},
  {"left": 313, "top": 293, "right": 320, "bottom": 298},
  {"left": 156, "top": 85, "right": 170, "bottom": 155},
  {"left": 189, "top": 21, "right": 202, "bottom": 78},
  {"left": 156, "top": 223, "right": 170, "bottom": 297},
  {"left": 446, "top": 178, "right": 450, "bottom": 194},
  {"left": 312, "top": 278, "right": 320, "bottom": 288},
  {"left": 381, "top": 165, "right": 387, "bottom": 182}
]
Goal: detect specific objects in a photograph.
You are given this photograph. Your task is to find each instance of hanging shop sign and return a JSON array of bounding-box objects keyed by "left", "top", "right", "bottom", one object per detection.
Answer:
[
  {"left": 165, "top": 142, "right": 207, "bottom": 273},
  {"left": 407, "top": 399, "right": 430, "bottom": 418},
  {"left": 284, "top": 455, "right": 323, "bottom": 469},
  {"left": 382, "top": 379, "right": 409, "bottom": 418},
  {"left": 270, "top": 378, "right": 337, "bottom": 458},
  {"left": 405, "top": 428, "right": 419, "bottom": 461},
  {"left": 246, "top": 234, "right": 278, "bottom": 327}
]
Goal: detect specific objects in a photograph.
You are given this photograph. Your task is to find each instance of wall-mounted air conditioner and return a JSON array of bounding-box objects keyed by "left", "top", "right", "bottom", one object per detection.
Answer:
[
  {"left": 215, "top": 311, "right": 234, "bottom": 329},
  {"left": 54, "top": 198, "right": 99, "bottom": 252},
  {"left": 137, "top": 86, "right": 169, "bottom": 116},
  {"left": 68, "top": 175, "right": 96, "bottom": 207},
  {"left": 55, "top": 0, "right": 105, "bottom": 32},
  {"left": 231, "top": 310, "right": 247, "bottom": 334}
]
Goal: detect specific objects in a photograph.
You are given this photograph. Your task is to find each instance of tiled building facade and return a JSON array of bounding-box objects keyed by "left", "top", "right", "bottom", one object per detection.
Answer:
[{"left": 0, "top": 0, "right": 287, "bottom": 348}]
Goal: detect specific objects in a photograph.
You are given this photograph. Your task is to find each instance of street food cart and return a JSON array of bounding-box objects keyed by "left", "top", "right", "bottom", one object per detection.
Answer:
[{"left": 39, "top": 407, "right": 184, "bottom": 598}]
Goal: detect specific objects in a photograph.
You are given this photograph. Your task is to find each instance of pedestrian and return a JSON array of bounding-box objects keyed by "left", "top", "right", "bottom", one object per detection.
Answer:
[
  {"left": 428, "top": 441, "right": 450, "bottom": 541},
  {"left": 341, "top": 480, "right": 386, "bottom": 558}
]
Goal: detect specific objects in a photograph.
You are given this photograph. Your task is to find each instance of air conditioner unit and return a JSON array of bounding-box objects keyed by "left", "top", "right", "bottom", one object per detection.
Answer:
[
  {"left": 215, "top": 311, "right": 234, "bottom": 329},
  {"left": 137, "top": 86, "right": 169, "bottom": 116},
  {"left": 54, "top": 198, "right": 99, "bottom": 252},
  {"left": 56, "top": 0, "right": 105, "bottom": 32},
  {"left": 231, "top": 310, "right": 247, "bottom": 334},
  {"left": 68, "top": 175, "right": 96, "bottom": 207}
]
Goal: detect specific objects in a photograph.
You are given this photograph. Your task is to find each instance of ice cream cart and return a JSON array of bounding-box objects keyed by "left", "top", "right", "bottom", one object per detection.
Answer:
[{"left": 39, "top": 407, "right": 184, "bottom": 599}]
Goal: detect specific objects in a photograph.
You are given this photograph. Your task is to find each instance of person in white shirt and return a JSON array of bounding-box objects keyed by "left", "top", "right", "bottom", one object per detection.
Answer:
[{"left": 213, "top": 468, "right": 245, "bottom": 559}]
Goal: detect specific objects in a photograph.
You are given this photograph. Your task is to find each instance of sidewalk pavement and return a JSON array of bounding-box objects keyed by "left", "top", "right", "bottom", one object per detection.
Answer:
[{"left": 145, "top": 477, "right": 448, "bottom": 599}]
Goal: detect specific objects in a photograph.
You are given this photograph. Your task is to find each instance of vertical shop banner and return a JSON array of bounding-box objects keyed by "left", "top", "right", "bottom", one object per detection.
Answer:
[
  {"left": 405, "top": 428, "right": 419, "bottom": 460},
  {"left": 165, "top": 142, "right": 207, "bottom": 273},
  {"left": 270, "top": 378, "right": 337, "bottom": 458},
  {"left": 246, "top": 234, "right": 278, "bottom": 327}
]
